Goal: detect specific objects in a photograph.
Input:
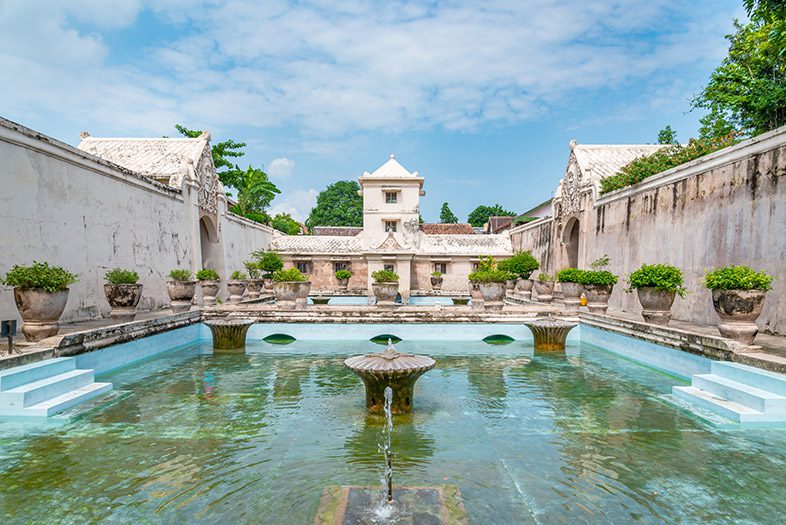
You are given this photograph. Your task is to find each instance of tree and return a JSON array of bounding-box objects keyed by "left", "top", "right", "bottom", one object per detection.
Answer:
[
  {"left": 439, "top": 202, "right": 458, "bottom": 223},
  {"left": 229, "top": 165, "right": 280, "bottom": 218},
  {"left": 306, "top": 180, "right": 363, "bottom": 228},
  {"left": 657, "top": 125, "right": 678, "bottom": 145},
  {"left": 467, "top": 204, "right": 516, "bottom": 228},
  {"left": 271, "top": 213, "right": 302, "bottom": 235},
  {"left": 175, "top": 124, "right": 246, "bottom": 189}
]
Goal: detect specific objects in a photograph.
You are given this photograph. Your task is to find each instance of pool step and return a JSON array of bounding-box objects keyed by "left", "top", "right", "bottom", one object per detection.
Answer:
[
  {"left": 0, "top": 357, "right": 112, "bottom": 418},
  {"left": 673, "top": 362, "right": 786, "bottom": 423}
]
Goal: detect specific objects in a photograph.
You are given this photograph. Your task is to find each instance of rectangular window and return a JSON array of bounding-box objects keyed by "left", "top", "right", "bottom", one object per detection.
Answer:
[
  {"left": 471, "top": 262, "right": 479, "bottom": 271},
  {"left": 434, "top": 263, "right": 447, "bottom": 274},
  {"left": 384, "top": 264, "right": 395, "bottom": 272},
  {"left": 385, "top": 192, "right": 398, "bottom": 203},
  {"left": 295, "top": 261, "right": 311, "bottom": 274},
  {"left": 385, "top": 221, "right": 397, "bottom": 233},
  {"left": 334, "top": 261, "right": 350, "bottom": 273}
]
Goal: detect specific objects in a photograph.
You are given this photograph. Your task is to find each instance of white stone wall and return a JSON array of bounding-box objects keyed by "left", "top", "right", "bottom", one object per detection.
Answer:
[{"left": 220, "top": 212, "right": 274, "bottom": 278}]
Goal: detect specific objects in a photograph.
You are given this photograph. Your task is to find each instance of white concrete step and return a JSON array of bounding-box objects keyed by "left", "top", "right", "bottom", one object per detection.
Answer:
[
  {"left": 711, "top": 361, "right": 786, "bottom": 397},
  {"left": 672, "top": 386, "right": 783, "bottom": 423},
  {"left": 692, "top": 374, "right": 786, "bottom": 413},
  {"left": 0, "top": 369, "right": 95, "bottom": 408},
  {"left": 0, "top": 357, "right": 76, "bottom": 391},
  {"left": 4, "top": 382, "right": 113, "bottom": 417}
]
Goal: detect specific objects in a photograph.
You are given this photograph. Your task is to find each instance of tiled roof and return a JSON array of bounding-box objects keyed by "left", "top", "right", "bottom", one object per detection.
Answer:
[
  {"left": 311, "top": 226, "right": 362, "bottom": 236},
  {"left": 572, "top": 144, "right": 666, "bottom": 182},
  {"left": 420, "top": 223, "right": 474, "bottom": 234},
  {"left": 270, "top": 235, "right": 363, "bottom": 254},
  {"left": 420, "top": 234, "right": 512, "bottom": 256},
  {"left": 485, "top": 216, "right": 513, "bottom": 234}
]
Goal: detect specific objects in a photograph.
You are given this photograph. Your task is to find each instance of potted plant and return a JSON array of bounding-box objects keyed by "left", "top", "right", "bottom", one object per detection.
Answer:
[
  {"left": 507, "top": 251, "right": 540, "bottom": 300},
  {"left": 254, "top": 250, "right": 284, "bottom": 291},
  {"left": 2, "top": 261, "right": 77, "bottom": 342},
  {"left": 430, "top": 271, "right": 444, "bottom": 291},
  {"left": 705, "top": 265, "right": 773, "bottom": 344},
  {"left": 335, "top": 269, "right": 352, "bottom": 290},
  {"left": 272, "top": 267, "right": 307, "bottom": 309},
  {"left": 577, "top": 270, "right": 618, "bottom": 314},
  {"left": 626, "top": 263, "right": 687, "bottom": 325},
  {"left": 467, "top": 256, "right": 511, "bottom": 311},
  {"left": 244, "top": 260, "right": 264, "bottom": 300},
  {"left": 227, "top": 270, "right": 248, "bottom": 304},
  {"left": 103, "top": 268, "right": 143, "bottom": 323},
  {"left": 533, "top": 273, "right": 555, "bottom": 303},
  {"left": 372, "top": 269, "right": 400, "bottom": 306},
  {"left": 167, "top": 269, "right": 196, "bottom": 313},
  {"left": 196, "top": 268, "right": 220, "bottom": 306},
  {"left": 497, "top": 260, "right": 517, "bottom": 292},
  {"left": 556, "top": 268, "right": 584, "bottom": 312}
]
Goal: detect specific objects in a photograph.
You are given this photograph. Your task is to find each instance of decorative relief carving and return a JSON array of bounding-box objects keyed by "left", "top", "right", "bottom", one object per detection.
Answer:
[{"left": 196, "top": 146, "right": 221, "bottom": 214}]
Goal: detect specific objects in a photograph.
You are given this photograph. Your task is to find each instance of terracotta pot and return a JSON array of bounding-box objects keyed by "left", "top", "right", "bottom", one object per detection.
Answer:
[
  {"left": 296, "top": 281, "right": 312, "bottom": 310},
  {"left": 533, "top": 280, "right": 554, "bottom": 303},
  {"left": 167, "top": 280, "right": 196, "bottom": 313},
  {"left": 227, "top": 280, "right": 247, "bottom": 304},
  {"left": 636, "top": 287, "right": 676, "bottom": 325},
  {"left": 372, "top": 282, "right": 399, "bottom": 306},
  {"left": 337, "top": 277, "right": 349, "bottom": 290},
  {"left": 712, "top": 289, "right": 766, "bottom": 345},
  {"left": 515, "top": 278, "right": 533, "bottom": 300},
  {"left": 583, "top": 284, "right": 613, "bottom": 314},
  {"left": 199, "top": 280, "right": 219, "bottom": 306},
  {"left": 246, "top": 279, "right": 264, "bottom": 300},
  {"left": 103, "top": 283, "right": 143, "bottom": 323},
  {"left": 273, "top": 281, "right": 300, "bottom": 308},
  {"left": 505, "top": 279, "right": 516, "bottom": 291},
  {"left": 13, "top": 287, "right": 70, "bottom": 342},
  {"left": 560, "top": 282, "right": 582, "bottom": 313},
  {"left": 478, "top": 281, "right": 506, "bottom": 310}
]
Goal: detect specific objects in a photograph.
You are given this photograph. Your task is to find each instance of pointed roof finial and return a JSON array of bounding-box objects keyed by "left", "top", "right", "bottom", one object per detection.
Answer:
[
  {"left": 79, "top": 131, "right": 90, "bottom": 140},
  {"left": 390, "top": 154, "right": 395, "bottom": 159},
  {"left": 569, "top": 139, "right": 577, "bottom": 150}
]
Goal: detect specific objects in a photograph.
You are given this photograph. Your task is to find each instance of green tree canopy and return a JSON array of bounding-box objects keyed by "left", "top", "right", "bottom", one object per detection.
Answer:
[
  {"left": 439, "top": 202, "right": 458, "bottom": 223},
  {"left": 229, "top": 165, "right": 280, "bottom": 219},
  {"left": 467, "top": 204, "right": 516, "bottom": 228},
  {"left": 271, "top": 213, "right": 302, "bottom": 235},
  {"left": 175, "top": 124, "right": 247, "bottom": 189},
  {"left": 657, "top": 125, "right": 678, "bottom": 144},
  {"left": 306, "top": 180, "right": 363, "bottom": 228}
]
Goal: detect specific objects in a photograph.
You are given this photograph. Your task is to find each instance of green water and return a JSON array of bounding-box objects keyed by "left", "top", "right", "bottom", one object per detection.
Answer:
[{"left": 2, "top": 340, "right": 786, "bottom": 524}]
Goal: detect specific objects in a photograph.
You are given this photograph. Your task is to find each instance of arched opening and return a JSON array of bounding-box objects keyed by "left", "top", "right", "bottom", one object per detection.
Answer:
[
  {"left": 199, "top": 215, "right": 220, "bottom": 270},
  {"left": 562, "top": 217, "right": 580, "bottom": 268}
]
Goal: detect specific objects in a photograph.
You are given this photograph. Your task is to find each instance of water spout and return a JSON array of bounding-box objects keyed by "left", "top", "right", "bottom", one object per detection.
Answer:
[{"left": 383, "top": 386, "right": 393, "bottom": 503}]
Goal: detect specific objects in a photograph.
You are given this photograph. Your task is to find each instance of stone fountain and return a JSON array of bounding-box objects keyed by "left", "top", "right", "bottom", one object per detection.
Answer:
[
  {"left": 523, "top": 316, "right": 578, "bottom": 351},
  {"left": 204, "top": 318, "right": 255, "bottom": 351},
  {"left": 344, "top": 340, "right": 435, "bottom": 414}
]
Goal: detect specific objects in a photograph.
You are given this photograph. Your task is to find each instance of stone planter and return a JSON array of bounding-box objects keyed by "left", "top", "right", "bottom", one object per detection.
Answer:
[
  {"left": 13, "top": 287, "right": 70, "bottom": 342},
  {"left": 246, "top": 279, "right": 264, "bottom": 300},
  {"left": 296, "top": 281, "right": 312, "bottom": 310},
  {"left": 372, "top": 282, "right": 399, "bottom": 306},
  {"left": 469, "top": 281, "right": 484, "bottom": 311},
  {"left": 263, "top": 277, "right": 274, "bottom": 291},
  {"left": 337, "top": 277, "right": 349, "bottom": 290},
  {"left": 711, "top": 289, "right": 766, "bottom": 345},
  {"left": 167, "top": 280, "right": 196, "bottom": 313},
  {"left": 478, "top": 281, "right": 507, "bottom": 311},
  {"left": 199, "top": 280, "right": 219, "bottom": 306},
  {"left": 583, "top": 284, "right": 613, "bottom": 314},
  {"left": 273, "top": 281, "right": 300, "bottom": 309},
  {"left": 430, "top": 276, "right": 443, "bottom": 291},
  {"left": 636, "top": 287, "right": 676, "bottom": 325},
  {"left": 533, "top": 280, "right": 554, "bottom": 303},
  {"left": 227, "top": 280, "right": 247, "bottom": 304},
  {"left": 515, "top": 278, "right": 533, "bottom": 300},
  {"left": 560, "top": 282, "right": 582, "bottom": 313},
  {"left": 103, "top": 283, "right": 143, "bottom": 323},
  {"left": 505, "top": 279, "right": 516, "bottom": 292}
]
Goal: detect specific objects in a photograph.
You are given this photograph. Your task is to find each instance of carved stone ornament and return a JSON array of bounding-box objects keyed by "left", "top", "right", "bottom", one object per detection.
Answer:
[
  {"left": 196, "top": 145, "right": 221, "bottom": 214},
  {"left": 561, "top": 157, "right": 581, "bottom": 216}
]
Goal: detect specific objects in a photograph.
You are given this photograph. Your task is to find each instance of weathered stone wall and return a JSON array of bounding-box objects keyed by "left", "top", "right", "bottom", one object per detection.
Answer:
[
  {"left": 509, "top": 218, "right": 554, "bottom": 274},
  {"left": 220, "top": 213, "right": 274, "bottom": 279}
]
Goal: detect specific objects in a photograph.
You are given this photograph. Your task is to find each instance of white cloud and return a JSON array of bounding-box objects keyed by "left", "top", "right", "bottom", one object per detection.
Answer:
[
  {"left": 267, "top": 157, "right": 295, "bottom": 180},
  {"left": 268, "top": 188, "right": 318, "bottom": 222}
]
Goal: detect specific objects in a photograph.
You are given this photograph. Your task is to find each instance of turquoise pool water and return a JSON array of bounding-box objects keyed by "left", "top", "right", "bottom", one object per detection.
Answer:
[{"left": 2, "top": 338, "right": 786, "bottom": 524}]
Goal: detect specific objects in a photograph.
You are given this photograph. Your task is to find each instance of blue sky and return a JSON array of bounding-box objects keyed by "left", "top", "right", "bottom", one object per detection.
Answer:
[{"left": 0, "top": 0, "right": 744, "bottom": 222}]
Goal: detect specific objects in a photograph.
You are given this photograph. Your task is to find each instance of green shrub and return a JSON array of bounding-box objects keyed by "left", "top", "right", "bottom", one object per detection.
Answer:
[
  {"left": 556, "top": 268, "right": 584, "bottom": 283},
  {"left": 537, "top": 273, "right": 554, "bottom": 282},
  {"left": 705, "top": 265, "right": 773, "bottom": 291},
  {"left": 372, "top": 269, "right": 399, "bottom": 283},
  {"left": 104, "top": 268, "right": 139, "bottom": 285},
  {"left": 468, "top": 269, "right": 512, "bottom": 283},
  {"left": 496, "top": 259, "right": 510, "bottom": 272},
  {"left": 589, "top": 255, "right": 610, "bottom": 269},
  {"left": 196, "top": 268, "right": 219, "bottom": 281},
  {"left": 600, "top": 135, "right": 738, "bottom": 194},
  {"left": 3, "top": 261, "right": 78, "bottom": 292},
  {"left": 431, "top": 271, "right": 443, "bottom": 278},
  {"left": 244, "top": 260, "right": 260, "bottom": 279},
  {"left": 335, "top": 269, "right": 352, "bottom": 280},
  {"left": 577, "top": 270, "right": 618, "bottom": 286},
  {"left": 272, "top": 268, "right": 307, "bottom": 282},
  {"left": 168, "top": 269, "right": 192, "bottom": 282},
  {"left": 230, "top": 270, "right": 248, "bottom": 280},
  {"left": 506, "top": 251, "right": 540, "bottom": 279},
  {"left": 626, "top": 264, "right": 687, "bottom": 297},
  {"left": 253, "top": 250, "right": 284, "bottom": 276}
]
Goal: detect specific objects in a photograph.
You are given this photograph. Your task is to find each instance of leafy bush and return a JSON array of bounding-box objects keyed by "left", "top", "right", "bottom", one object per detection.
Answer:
[
  {"left": 230, "top": 270, "right": 248, "bottom": 280},
  {"left": 104, "top": 268, "right": 139, "bottom": 285},
  {"left": 506, "top": 251, "right": 540, "bottom": 279},
  {"left": 372, "top": 269, "right": 399, "bottom": 283},
  {"left": 705, "top": 265, "right": 773, "bottom": 291},
  {"left": 196, "top": 269, "right": 219, "bottom": 281},
  {"left": 577, "top": 270, "right": 618, "bottom": 286},
  {"left": 272, "top": 268, "right": 307, "bottom": 282},
  {"left": 626, "top": 264, "right": 687, "bottom": 297},
  {"left": 537, "top": 273, "right": 554, "bottom": 282},
  {"left": 169, "top": 269, "right": 192, "bottom": 282},
  {"left": 556, "top": 268, "right": 584, "bottom": 283},
  {"left": 335, "top": 269, "right": 352, "bottom": 280},
  {"left": 496, "top": 259, "right": 510, "bottom": 272},
  {"left": 431, "top": 271, "right": 443, "bottom": 278},
  {"left": 253, "top": 250, "right": 284, "bottom": 276},
  {"left": 244, "top": 260, "right": 260, "bottom": 279},
  {"left": 599, "top": 135, "right": 738, "bottom": 194},
  {"left": 3, "top": 261, "right": 78, "bottom": 292},
  {"left": 590, "top": 254, "right": 610, "bottom": 269},
  {"left": 468, "top": 269, "right": 512, "bottom": 283}
]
